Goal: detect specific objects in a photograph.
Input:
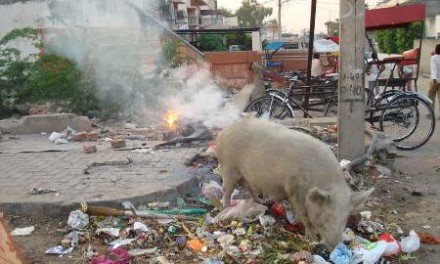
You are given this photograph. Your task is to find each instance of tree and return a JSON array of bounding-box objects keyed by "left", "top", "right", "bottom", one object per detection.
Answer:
[
  {"left": 197, "top": 34, "right": 226, "bottom": 51},
  {"left": 376, "top": 22, "right": 422, "bottom": 54},
  {"left": 225, "top": 33, "right": 252, "bottom": 51},
  {"left": 217, "top": 7, "right": 234, "bottom": 18},
  {"left": 324, "top": 19, "right": 339, "bottom": 36},
  {"left": 236, "top": 0, "right": 273, "bottom": 28}
]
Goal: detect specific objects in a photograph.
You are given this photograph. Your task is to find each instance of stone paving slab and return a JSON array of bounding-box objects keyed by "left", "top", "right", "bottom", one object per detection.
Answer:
[{"left": 0, "top": 135, "right": 201, "bottom": 216}]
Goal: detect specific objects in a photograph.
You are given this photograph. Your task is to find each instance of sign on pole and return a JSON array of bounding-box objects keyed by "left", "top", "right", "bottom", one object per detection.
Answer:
[{"left": 338, "top": 0, "right": 365, "bottom": 160}]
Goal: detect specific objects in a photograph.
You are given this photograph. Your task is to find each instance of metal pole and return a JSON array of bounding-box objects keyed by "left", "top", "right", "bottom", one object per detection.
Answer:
[
  {"left": 306, "top": 0, "right": 317, "bottom": 81},
  {"left": 278, "top": 0, "right": 282, "bottom": 39},
  {"left": 303, "top": 0, "right": 317, "bottom": 117}
]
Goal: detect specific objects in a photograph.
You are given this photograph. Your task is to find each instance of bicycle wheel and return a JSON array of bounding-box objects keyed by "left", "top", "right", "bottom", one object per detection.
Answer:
[
  {"left": 367, "top": 90, "right": 402, "bottom": 127},
  {"left": 380, "top": 94, "right": 435, "bottom": 150},
  {"left": 244, "top": 95, "right": 294, "bottom": 120}
]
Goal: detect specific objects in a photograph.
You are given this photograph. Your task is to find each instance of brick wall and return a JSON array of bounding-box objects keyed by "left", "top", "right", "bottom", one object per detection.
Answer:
[
  {"left": 204, "top": 51, "right": 261, "bottom": 88},
  {"left": 204, "top": 50, "right": 329, "bottom": 88}
]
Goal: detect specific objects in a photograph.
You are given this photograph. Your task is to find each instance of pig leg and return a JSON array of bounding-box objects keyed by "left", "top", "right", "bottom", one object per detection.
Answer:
[
  {"left": 240, "top": 179, "right": 265, "bottom": 204},
  {"left": 289, "top": 197, "right": 319, "bottom": 241},
  {"left": 222, "top": 167, "right": 242, "bottom": 207}
]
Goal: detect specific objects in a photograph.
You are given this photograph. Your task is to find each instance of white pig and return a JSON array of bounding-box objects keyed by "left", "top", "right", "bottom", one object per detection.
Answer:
[{"left": 216, "top": 117, "right": 374, "bottom": 249}]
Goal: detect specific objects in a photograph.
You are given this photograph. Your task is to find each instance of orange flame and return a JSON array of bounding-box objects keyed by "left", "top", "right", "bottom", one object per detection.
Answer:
[{"left": 166, "top": 109, "right": 179, "bottom": 130}]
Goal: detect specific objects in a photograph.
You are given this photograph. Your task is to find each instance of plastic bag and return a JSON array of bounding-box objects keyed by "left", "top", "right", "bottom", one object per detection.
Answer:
[
  {"left": 378, "top": 233, "right": 400, "bottom": 256},
  {"left": 49, "top": 132, "right": 64, "bottom": 142},
  {"left": 67, "top": 210, "right": 89, "bottom": 230},
  {"left": 91, "top": 248, "right": 130, "bottom": 264},
  {"left": 329, "top": 243, "right": 352, "bottom": 264},
  {"left": 400, "top": 230, "right": 420, "bottom": 253},
  {"left": 201, "top": 180, "right": 223, "bottom": 209}
]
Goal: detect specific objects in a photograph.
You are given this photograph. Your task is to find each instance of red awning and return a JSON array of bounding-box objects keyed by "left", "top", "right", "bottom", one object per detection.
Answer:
[{"left": 365, "top": 3, "right": 426, "bottom": 31}]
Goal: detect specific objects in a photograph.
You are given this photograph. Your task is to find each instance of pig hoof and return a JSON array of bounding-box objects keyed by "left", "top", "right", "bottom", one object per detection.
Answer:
[{"left": 305, "top": 231, "right": 319, "bottom": 242}]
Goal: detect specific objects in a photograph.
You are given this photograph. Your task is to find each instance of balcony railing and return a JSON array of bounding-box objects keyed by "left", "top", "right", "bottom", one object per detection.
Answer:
[{"left": 188, "top": 16, "right": 199, "bottom": 26}]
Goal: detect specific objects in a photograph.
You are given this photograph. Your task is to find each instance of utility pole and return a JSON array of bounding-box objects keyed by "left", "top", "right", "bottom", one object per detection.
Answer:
[
  {"left": 337, "top": 0, "right": 365, "bottom": 160},
  {"left": 278, "top": 0, "right": 282, "bottom": 39}
]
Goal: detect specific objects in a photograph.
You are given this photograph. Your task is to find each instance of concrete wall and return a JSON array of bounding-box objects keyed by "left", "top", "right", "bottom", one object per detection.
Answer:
[
  {"left": 0, "top": 0, "right": 161, "bottom": 36},
  {"left": 415, "top": 38, "right": 440, "bottom": 76}
]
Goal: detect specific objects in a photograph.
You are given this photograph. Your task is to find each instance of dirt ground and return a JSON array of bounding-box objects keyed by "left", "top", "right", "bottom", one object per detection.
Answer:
[
  {"left": 5, "top": 139, "right": 440, "bottom": 264},
  {"left": 4, "top": 77, "right": 440, "bottom": 263}
]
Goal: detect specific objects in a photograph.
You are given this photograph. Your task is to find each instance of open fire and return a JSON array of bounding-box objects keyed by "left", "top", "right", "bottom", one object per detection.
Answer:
[{"left": 165, "top": 109, "right": 179, "bottom": 131}]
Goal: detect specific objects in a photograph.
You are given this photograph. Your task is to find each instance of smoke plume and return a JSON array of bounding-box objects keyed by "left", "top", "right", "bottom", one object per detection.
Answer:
[{"left": 44, "top": 0, "right": 241, "bottom": 128}]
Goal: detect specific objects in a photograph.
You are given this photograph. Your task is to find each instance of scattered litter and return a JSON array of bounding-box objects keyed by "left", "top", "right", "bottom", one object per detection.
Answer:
[
  {"left": 217, "top": 234, "right": 234, "bottom": 248},
  {"left": 357, "top": 220, "right": 384, "bottom": 234},
  {"left": 259, "top": 215, "right": 276, "bottom": 227},
  {"left": 147, "top": 201, "right": 170, "bottom": 209},
  {"left": 202, "top": 257, "right": 224, "bottom": 264},
  {"left": 133, "top": 222, "right": 149, "bottom": 232},
  {"left": 30, "top": 187, "right": 57, "bottom": 195},
  {"left": 111, "top": 139, "right": 126, "bottom": 148},
  {"left": 45, "top": 245, "right": 74, "bottom": 255},
  {"left": 131, "top": 148, "right": 153, "bottom": 154},
  {"left": 201, "top": 180, "right": 223, "bottom": 209},
  {"left": 376, "top": 164, "right": 392, "bottom": 177},
  {"left": 55, "top": 138, "right": 69, "bottom": 144},
  {"left": 329, "top": 243, "right": 352, "bottom": 264},
  {"left": 378, "top": 233, "right": 400, "bottom": 256},
  {"left": 212, "top": 199, "right": 267, "bottom": 223},
  {"left": 109, "top": 238, "right": 135, "bottom": 249},
  {"left": 67, "top": 210, "right": 89, "bottom": 230},
  {"left": 155, "top": 256, "right": 172, "bottom": 264},
  {"left": 10, "top": 226, "right": 35, "bottom": 236},
  {"left": 313, "top": 254, "right": 331, "bottom": 264},
  {"left": 187, "top": 239, "right": 207, "bottom": 252},
  {"left": 290, "top": 250, "right": 314, "bottom": 263},
  {"left": 128, "top": 247, "right": 157, "bottom": 256},
  {"left": 400, "top": 230, "right": 420, "bottom": 253},
  {"left": 83, "top": 144, "right": 97, "bottom": 154},
  {"left": 48, "top": 132, "right": 65, "bottom": 143},
  {"left": 91, "top": 248, "right": 130, "bottom": 264},
  {"left": 96, "top": 228, "right": 120, "bottom": 237},
  {"left": 418, "top": 231, "right": 440, "bottom": 244}
]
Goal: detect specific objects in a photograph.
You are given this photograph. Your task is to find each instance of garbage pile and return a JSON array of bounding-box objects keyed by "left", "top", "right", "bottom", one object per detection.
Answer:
[
  {"left": 31, "top": 183, "right": 440, "bottom": 264},
  {"left": 30, "top": 123, "right": 435, "bottom": 263}
]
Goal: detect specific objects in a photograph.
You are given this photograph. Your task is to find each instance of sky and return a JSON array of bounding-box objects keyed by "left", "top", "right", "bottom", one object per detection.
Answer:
[{"left": 217, "top": 0, "right": 379, "bottom": 34}]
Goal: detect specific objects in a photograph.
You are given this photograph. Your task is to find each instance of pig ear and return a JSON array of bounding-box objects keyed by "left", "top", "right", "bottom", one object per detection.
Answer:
[
  {"left": 351, "top": 188, "right": 375, "bottom": 210},
  {"left": 308, "top": 187, "right": 331, "bottom": 205}
]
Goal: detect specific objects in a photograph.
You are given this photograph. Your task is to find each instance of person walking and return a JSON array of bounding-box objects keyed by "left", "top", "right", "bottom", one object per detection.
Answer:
[{"left": 428, "top": 44, "right": 440, "bottom": 118}]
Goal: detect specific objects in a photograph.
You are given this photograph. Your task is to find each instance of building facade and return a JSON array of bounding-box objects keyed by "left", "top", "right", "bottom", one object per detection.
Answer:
[
  {"left": 376, "top": 0, "right": 440, "bottom": 38},
  {"left": 160, "top": 0, "right": 237, "bottom": 30}
]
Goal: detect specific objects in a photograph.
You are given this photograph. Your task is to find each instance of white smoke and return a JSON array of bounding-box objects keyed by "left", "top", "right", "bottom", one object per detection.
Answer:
[
  {"left": 43, "top": 0, "right": 242, "bottom": 128},
  {"left": 163, "top": 64, "right": 241, "bottom": 128}
]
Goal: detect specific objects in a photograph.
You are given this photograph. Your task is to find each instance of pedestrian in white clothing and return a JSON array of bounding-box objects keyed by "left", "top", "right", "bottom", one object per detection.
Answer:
[{"left": 428, "top": 44, "right": 440, "bottom": 117}]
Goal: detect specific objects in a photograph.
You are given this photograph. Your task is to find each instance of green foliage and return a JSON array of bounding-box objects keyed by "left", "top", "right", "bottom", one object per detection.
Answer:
[
  {"left": 376, "top": 22, "right": 422, "bottom": 54},
  {"left": 19, "top": 54, "right": 98, "bottom": 113},
  {"left": 236, "top": 0, "right": 273, "bottom": 28},
  {"left": 197, "top": 34, "right": 227, "bottom": 52},
  {"left": 0, "top": 27, "right": 98, "bottom": 117},
  {"left": 217, "top": 7, "right": 234, "bottom": 18},
  {"left": 225, "top": 33, "right": 252, "bottom": 51},
  {"left": 162, "top": 39, "right": 194, "bottom": 68},
  {"left": 0, "top": 28, "right": 40, "bottom": 117}
]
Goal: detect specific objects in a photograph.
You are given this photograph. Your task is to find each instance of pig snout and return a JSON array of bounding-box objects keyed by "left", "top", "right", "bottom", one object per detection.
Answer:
[{"left": 305, "top": 187, "right": 375, "bottom": 250}]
